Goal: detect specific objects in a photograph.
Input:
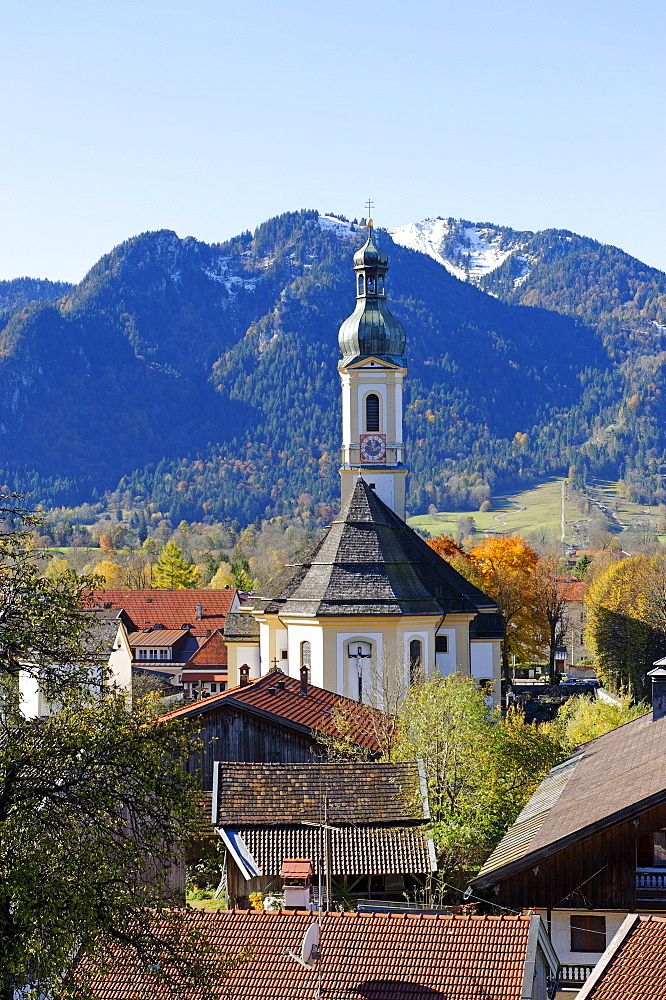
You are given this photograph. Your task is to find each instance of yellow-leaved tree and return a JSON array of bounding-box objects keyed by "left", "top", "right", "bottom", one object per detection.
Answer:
[
  {"left": 467, "top": 536, "right": 540, "bottom": 680},
  {"left": 585, "top": 553, "right": 666, "bottom": 697}
]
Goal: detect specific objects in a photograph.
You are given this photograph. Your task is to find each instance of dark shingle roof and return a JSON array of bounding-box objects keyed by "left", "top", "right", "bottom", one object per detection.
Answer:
[
  {"left": 213, "top": 761, "right": 423, "bottom": 826},
  {"left": 75, "top": 908, "right": 537, "bottom": 1000},
  {"left": 263, "top": 479, "right": 498, "bottom": 618},
  {"left": 474, "top": 712, "right": 666, "bottom": 887},
  {"left": 222, "top": 611, "right": 260, "bottom": 641},
  {"left": 231, "top": 824, "right": 435, "bottom": 876}
]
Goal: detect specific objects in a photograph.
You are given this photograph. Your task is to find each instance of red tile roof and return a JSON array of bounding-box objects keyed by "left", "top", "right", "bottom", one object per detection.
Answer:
[
  {"left": 557, "top": 579, "right": 588, "bottom": 602},
  {"left": 186, "top": 630, "right": 227, "bottom": 667},
  {"left": 581, "top": 915, "right": 666, "bottom": 999},
  {"left": 75, "top": 909, "right": 536, "bottom": 1000},
  {"left": 86, "top": 589, "right": 237, "bottom": 638},
  {"left": 159, "top": 672, "right": 383, "bottom": 753}
]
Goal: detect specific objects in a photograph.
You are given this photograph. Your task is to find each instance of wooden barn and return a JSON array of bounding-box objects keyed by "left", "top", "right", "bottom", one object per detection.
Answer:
[
  {"left": 159, "top": 667, "right": 382, "bottom": 789},
  {"left": 209, "top": 760, "right": 437, "bottom": 908}
]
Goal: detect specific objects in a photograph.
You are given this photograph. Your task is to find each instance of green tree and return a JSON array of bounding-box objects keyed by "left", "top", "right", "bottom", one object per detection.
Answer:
[
  {"left": 552, "top": 692, "right": 647, "bottom": 747},
  {"left": 393, "top": 675, "right": 567, "bottom": 887},
  {"left": 0, "top": 693, "right": 216, "bottom": 1000},
  {"left": 153, "top": 541, "right": 200, "bottom": 589}
]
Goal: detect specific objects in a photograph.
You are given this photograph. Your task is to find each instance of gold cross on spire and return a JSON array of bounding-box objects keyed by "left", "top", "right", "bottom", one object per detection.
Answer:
[{"left": 366, "top": 199, "right": 374, "bottom": 228}]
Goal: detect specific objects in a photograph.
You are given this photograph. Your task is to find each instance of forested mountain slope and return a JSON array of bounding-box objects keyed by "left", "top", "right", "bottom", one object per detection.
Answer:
[{"left": 1, "top": 210, "right": 664, "bottom": 523}]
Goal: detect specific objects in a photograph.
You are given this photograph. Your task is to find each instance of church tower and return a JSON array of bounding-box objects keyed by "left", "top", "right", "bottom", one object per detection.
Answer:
[{"left": 338, "top": 219, "right": 408, "bottom": 519}]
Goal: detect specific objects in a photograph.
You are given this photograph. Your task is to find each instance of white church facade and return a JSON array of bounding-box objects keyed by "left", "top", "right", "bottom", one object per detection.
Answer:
[{"left": 225, "top": 221, "right": 503, "bottom": 706}]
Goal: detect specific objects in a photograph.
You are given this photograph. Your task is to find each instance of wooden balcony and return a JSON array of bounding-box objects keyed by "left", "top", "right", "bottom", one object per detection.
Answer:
[
  {"left": 636, "top": 868, "right": 666, "bottom": 906},
  {"left": 557, "top": 965, "right": 595, "bottom": 989}
]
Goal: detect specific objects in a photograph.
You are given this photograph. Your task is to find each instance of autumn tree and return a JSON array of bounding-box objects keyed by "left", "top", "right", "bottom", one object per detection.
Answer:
[
  {"left": 584, "top": 554, "right": 666, "bottom": 697},
  {"left": 467, "top": 536, "right": 540, "bottom": 680},
  {"left": 530, "top": 557, "right": 569, "bottom": 684},
  {"left": 153, "top": 541, "right": 200, "bottom": 589}
]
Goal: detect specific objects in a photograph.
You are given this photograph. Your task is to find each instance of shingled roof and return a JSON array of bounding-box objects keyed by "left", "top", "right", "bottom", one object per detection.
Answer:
[
  {"left": 212, "top": 761, "right": 425, "bottom": 827},
  {"left": 262, "top": 478, "right": 499, "bottom": 618},
  {"left": 225, "top": 824, "right": 435, "bottom": 876},
  {"left": 74, "top": 908, "right": 552, "bottom": 1000},
  {"left": 159, "top": 671, "right": 383, "bottom": 753},
  {"left": 473, "top": 712, "right": 666, "bottom": 888}
]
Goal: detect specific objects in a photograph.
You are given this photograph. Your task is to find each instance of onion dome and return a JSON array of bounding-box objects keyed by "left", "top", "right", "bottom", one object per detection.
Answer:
[{"left": 338, "top": 224, "right": 405, "bottom": 366}]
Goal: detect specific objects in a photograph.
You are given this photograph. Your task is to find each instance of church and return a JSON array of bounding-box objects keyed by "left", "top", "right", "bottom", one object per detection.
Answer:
[{"left": 224, "top": 220, "right": 503, "bottom": 706}]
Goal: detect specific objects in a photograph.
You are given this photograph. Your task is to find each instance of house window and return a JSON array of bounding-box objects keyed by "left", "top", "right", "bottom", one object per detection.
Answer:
[
  {"left": 300, "top": 641, "right": 311, "bottom": 669},
  {"left": 570, "top": 915, "right": 606, "bottom": 953},
  {"left": 137, "top": 649, "right": 147, "bottom": 660},
  {"left": 210, "top": 683, "right": 217, "bottom": 693},
  {"left": 435, "top": 635, "right": 448, "bottom": 654},
  {"left": 365, "top": 394, "right": 380, "bottom": 432},
  {"left": 281, "top": 649, "right": 288, "bottom": 660}
]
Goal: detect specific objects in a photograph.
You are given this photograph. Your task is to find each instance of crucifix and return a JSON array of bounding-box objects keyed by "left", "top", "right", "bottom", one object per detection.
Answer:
[
  {"left": 366, "top": 198, "right": 374, "bottom": 225},
  {"left": 270, "top": 656, "right": 279, "bottom": 672}
]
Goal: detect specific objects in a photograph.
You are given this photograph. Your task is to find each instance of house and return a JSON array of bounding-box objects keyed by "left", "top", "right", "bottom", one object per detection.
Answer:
[
  {"left": 575, "top": 913, "right": 666, "bottom": 999},
  {"left": 210, "top": 760, "right": 437, "bottom": 907},
  {"left": 471, "top": 669, "right": 666, "bottom": 992},
  {"left": 18, "top": 607, "right": 132, "bottom": 718},
  {"left": 222, "top": 225, "right": 502, "bottom": 707},
  {"left": 74, "top": 908, "right": 559, "bottom": 1000},
  {"left": 87, "top": 589, "right": 240, "bottom": 693},
  {"left": 159, "top": 668, "right": 383, "bottom": 789},
  {"left": 557, "top": 578, "right": 594, "bottom": 671}
]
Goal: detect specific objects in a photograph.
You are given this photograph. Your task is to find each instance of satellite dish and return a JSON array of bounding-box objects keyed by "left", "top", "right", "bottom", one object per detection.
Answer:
[{"left": 302, "top": 922, "right": 320, "bottom": 965}]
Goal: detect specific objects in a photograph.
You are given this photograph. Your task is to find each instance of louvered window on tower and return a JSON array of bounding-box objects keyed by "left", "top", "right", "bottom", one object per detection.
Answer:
[{"left": 366, "top": 394, "right": 380, "bottom": 432}]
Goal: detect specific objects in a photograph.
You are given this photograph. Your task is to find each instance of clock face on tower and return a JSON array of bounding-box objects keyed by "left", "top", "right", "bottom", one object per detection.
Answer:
[{"left": 360, "top": 433, "right": 386, "bottom": 463}]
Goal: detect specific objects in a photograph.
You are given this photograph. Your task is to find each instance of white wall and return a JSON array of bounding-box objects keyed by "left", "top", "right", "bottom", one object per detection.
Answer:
[
  {"left": 287, "top": 624, "right": 325, "bottom": 688},
  {"left": 435, "top": 629, "right": 457, "bottom": 677},
  {"left": 470, "top": 642, "right": 494, "bottom": 682},
  {"left": 538, "top": 908, "right": 627, "bottom": 967}
]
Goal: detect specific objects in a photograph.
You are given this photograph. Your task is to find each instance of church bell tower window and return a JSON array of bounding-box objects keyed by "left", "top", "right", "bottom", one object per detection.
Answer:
[
  {"left": 378, "top": 274, "right": 384, "bottom": 295},
  {"left": 367, "top": 275, "right": 376, "bottom": 294},
  {"left": 365, "top": 393, "right": 380, "bottom": 432},
  {"left": 358, "top": 274, "right": 364, "bottom": 295}
]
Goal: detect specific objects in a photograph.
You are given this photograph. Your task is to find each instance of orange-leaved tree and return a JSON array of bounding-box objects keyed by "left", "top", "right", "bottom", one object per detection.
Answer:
[{"left": 468, "top": 536, "right": 540, "bottom": 680}]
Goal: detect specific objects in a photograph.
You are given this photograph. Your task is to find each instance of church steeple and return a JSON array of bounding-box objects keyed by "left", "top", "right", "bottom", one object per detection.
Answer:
[
  {"left": 338, "top": 216, "right": 408, "bottom": 520},
  {"left": 338, "top": 219, "right": 406, "bottom": 365}
]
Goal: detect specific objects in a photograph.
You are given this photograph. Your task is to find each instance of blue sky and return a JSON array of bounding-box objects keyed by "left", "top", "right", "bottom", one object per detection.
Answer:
[{"left": 1, "top": 0, "right": 664, "bottom": 281}]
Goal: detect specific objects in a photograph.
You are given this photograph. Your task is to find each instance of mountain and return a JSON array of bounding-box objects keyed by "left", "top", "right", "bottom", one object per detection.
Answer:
[{"left": 0, "top": 209, "right": 664, "bottom": 523}]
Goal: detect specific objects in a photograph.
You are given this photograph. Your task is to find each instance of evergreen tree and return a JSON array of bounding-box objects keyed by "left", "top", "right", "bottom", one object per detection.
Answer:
[{"left": 153, "top": 541, "right": 200, "bottom": 589}]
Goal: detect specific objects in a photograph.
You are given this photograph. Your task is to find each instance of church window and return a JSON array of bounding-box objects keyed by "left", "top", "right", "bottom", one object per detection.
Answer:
[
  {"left": 409, "top": 639, "right": 423, "bottom": 685},
  {"left": 365, "top": 394, "right": 380, "bottom": 432},
  {"left": 300, "top": 641, "right": 311, "bottom": 669},
  {"left": 435, "top": 635, "right": 448, "bottom": 654},
  {"left": 378, "top": 274, "right": 384, "bottom": 294},
  {"left": 358, "top": 274, "right": 364, "bottom": 295}
]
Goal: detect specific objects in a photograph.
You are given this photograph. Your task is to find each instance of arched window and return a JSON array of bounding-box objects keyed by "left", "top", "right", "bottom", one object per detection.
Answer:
[
  {"left": 365, "top": 393, "right": 380, "bottom": 432},
  {"left": 367, "top": 274, "right": 376, "bottom": 294},
  {"left": 358, "top": 274, "right": 364, "bottom": 295},
  {"left": 378, "top": 274, "right": 384, "bottom": 294},
  {"left": 409, "top": 638, "right": 423, "bottom": 685},
  {"left": 300, "top": 641, "right": 311, "bottom": 669}
]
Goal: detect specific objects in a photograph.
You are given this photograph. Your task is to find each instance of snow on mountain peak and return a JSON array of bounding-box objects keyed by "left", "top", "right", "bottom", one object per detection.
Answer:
[{"left": 388, "top": 218, "right": 532, "bottom": 284}]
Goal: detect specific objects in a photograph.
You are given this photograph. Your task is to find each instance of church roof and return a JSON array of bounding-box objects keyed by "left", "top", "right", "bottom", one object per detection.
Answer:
[{"left": 262, "top": 478, "right": 499, "bottom": 619}]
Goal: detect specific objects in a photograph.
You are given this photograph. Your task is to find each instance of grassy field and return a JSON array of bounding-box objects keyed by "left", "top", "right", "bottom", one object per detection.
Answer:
[{"left": 408, "top": 477, "right": 665, "bottom": 546}]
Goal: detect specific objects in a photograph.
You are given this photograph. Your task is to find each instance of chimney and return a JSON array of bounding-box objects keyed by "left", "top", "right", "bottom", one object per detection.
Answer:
[
  {"left": 239, "top": 664, "right": 250, "bottom": 687},
  {"left": 277, "top": 677, "right": 286, "bottom": 690},
  {"left": 649, "top": 664, "right": 666, "bottom": 721},
  {"left": 300, "top": 664, "right": 309, "bottom": 695},
  {"left": 195, "top": 604, "right": 203, "bottom": 620},
  {"left": 280, "top": 858, "right": 313, "bottom": 910}
]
